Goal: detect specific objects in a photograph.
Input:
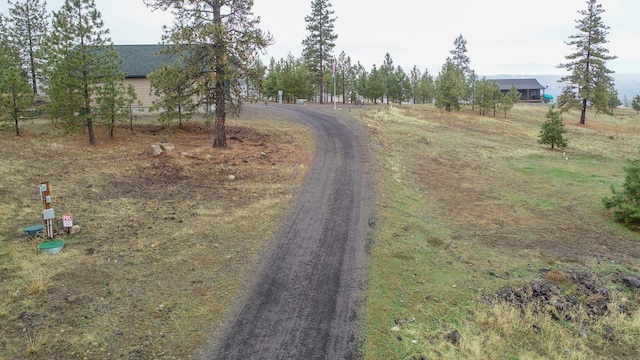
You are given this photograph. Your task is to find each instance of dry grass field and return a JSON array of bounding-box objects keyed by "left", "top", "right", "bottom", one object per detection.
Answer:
[
  {"left": 0, "top": 108, "right": 313, "bottom": 359},
  {"left": 360, "top": 103, "right": 640, "bottom": 359},
  {"left": 3, "top": 102, "right": 640, "bottom": 359}
]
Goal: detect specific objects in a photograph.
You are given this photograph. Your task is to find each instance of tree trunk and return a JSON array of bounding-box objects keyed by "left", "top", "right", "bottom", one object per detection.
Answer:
[
  {"left": 212, "top": 5, "right": 227, "bottom": 148},
  {"left": 87, "top": 117, "right": 95, "bottom": 145},
  {"left": 213, "top": 86, "right": 227, "bottom": 147},
  {"left": 85, "top": 91, "right": 95, "bottom": 145},
  {"left": 580, "top": 98, "right": 587, "bottom": 125}
]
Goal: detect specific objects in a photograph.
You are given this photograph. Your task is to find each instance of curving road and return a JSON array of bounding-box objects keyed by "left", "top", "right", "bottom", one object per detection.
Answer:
[{"left": 208, "top": 104, "right": 374, "bottom": 360}]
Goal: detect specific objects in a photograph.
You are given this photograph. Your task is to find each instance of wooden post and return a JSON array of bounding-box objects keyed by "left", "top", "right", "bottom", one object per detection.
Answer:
[
  {"left": 41, "top": 182, "right": 51, "bottom": 210},
  {"left": 41, "top": 182, "right": 54, "bottom": 238}
]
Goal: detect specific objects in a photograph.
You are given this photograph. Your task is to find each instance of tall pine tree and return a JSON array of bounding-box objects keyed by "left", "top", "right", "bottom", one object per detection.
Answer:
[
  {"left": 435, "top": 59, "right": 462, "bottom": 112},
  {"left": 144, "top": 0, "right": 272, "bottom": 147},
  {"left": 44, "top": 0, "right": 122, "bottom": 144},
  {"left": 0, "top": 20, "right": 34, "bottom": 136},
  {"left": 302, "top": 0, "right": 337, "bottom": 104},
  {"left": 449, "top": 34, "right": 473, "bottom": 105},
  {"left": 7, "top": 0, "right": 49, "bottom": 95},
  {"left": 380, "top": 53, "right": 395, "bottom": 104},
  {"left": 558, "top": 0, "right": 617, "bottom": 124},
  {"left": 418, "top": 68, "right": 435, "bottom": 104}
]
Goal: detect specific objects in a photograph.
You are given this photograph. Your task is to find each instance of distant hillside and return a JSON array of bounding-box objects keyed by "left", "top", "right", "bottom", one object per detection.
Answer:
[{"left": 486, "top": 74, "right": 640, "bottom": 104}]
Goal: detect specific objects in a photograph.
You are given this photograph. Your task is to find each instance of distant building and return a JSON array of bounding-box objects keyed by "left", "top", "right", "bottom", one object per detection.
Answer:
[{"left": 492, "top": 78, "right": 547, "bottom": 102}]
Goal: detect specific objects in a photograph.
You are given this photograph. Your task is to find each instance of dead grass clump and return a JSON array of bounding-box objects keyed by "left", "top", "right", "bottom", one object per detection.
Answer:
[
  {"left": 26, "top": 272, "right": 52, "bottom": 296},
  {"left": 545, "top": 269, "right": 573, "bottom": 285}
]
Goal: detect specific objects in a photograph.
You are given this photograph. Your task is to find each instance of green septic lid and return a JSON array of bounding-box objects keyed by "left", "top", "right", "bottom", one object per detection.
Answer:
[{"left": 38, "top": 241, "right": 65, "bottom": 249}]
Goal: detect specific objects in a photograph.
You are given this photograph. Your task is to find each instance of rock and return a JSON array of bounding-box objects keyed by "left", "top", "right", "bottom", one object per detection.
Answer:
[
  {"left": 390, "top": 326, "right": 400, "bottom": 332},
  {"left": 151, "top": 144, "right": 163, "bottom": 156},
  {"left": 51, "top": 143, "right": 64, "bottom": 150},
  {"left": 622, "top": 276, "right": 640, "bottom": 289},
  {"left": 228, "top": 175, "right": 236, "bottom": 181},
  {"left": 70, "top": 225, "right": 81, "bottom": 235},
  {"left": 445, "top": 329, "right": 462, "bottom": 345},
  {"left": 159, "top": 142, "right": 175, "bottom": 151}
]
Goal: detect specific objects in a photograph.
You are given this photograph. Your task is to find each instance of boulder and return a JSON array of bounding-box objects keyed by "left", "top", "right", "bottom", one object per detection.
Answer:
[
  {"left": 151, "top": 144, "right": 163, "bottom": 156},
  {"left": 70, "top": 225, "right": 81, "bottom": 235},
  {"left": 159, "top": 143, "right": 175, "bottom": 151},
  {"left": 622, "top": 276, "right": 640, "bottom": 289}
]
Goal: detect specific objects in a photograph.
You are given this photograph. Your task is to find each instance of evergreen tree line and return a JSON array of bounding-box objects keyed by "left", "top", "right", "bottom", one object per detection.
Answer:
[
  {"left": 0, "top": 0, "right": 635, "bottom": 146},
  {"left": 0, "top": 0, "right": 141, "bottom": 143},
  {"left": 0, "top": 0, "right": 271, "bottom": 147}
]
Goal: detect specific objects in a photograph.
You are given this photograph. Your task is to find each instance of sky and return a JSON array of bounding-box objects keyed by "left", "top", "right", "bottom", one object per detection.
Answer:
[{"left": 1, "top": 0, "right": 638, "bottom": 76}]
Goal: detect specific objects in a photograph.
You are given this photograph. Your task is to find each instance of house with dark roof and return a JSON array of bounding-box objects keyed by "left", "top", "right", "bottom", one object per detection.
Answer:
[
  {"left": 114, "top": 44, "right": 176, "bottom": 107},
  {"left": 493, "top": 78, "right": 547, "bottom": 102}
]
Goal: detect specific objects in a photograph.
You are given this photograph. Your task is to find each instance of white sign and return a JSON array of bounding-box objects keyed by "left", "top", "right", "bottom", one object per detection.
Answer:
[{"left": 63, "top": 213, "right": 73, "bottom": 227}]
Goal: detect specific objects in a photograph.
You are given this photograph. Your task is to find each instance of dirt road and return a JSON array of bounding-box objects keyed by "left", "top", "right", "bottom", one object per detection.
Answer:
[{"left": 208, "top": 104, "right": 374, "bottom": 359}]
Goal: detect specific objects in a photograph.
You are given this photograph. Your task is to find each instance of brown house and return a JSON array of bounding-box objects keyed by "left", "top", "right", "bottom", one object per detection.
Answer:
[{"left": 493, "top": 78, "right": 547, "bottom": 102}]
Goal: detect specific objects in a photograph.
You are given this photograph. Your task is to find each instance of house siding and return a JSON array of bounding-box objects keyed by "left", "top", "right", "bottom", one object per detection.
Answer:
[{"left": 124, "top": 78, "right": 154, "bottom": 109}]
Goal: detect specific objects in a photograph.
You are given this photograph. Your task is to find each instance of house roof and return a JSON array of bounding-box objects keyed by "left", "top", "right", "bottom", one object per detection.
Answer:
[
  {"left": 492, "top": 78, "right": 546, "bottom": 91},
  {"left": 114, "top": 44, "right": 176, "bottom": 78}
]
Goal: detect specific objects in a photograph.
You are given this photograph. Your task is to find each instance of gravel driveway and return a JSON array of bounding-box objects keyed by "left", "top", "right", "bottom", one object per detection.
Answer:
[{"left": 208, "top": 104, "right": 374, "bottom": 359}]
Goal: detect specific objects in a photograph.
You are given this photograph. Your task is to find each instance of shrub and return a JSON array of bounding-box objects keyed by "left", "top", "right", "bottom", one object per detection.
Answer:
[
  {"left": 538, "top": 106, "right": 568, "bottom": 149},
  {"left": 603, "top": 155, "right": 640, "bottom": 228}
]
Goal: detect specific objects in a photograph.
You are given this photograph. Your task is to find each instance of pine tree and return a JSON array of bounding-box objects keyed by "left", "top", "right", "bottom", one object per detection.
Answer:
[
  {"left": 538, "top": 106, "right": 568, "bottom": 149},
  {"left": 409, "top": 65, "right": 421, "bottom": 104},
  {"left": 392, "top": 66, "right": 411, "bottom": 105},
  {"left": 499, "top": 85, "right": 521, "bottom": 118},
  {"left": 603, "top": 153, "right": 640, "bottom": 228},
  {"left": 558, "top": 0, "right": 617, "bottom": 124},
  {"left": 302, "top": 0, "right": 337, "bottom": 104},
  {"left": 475, "top": 77, "right": 500, "bottom": 116},
  {"left": 246, "top": 58, "right": 267, "bottom": 101},
  {"left": 145, "top": 0, "right": 272, "bottom": 148},
  {"left": 124, "top": 85, "right": 141, "bottom": 134},
  {"left": 0, "top": 34, "right": 34, "bottom": 136},
  {"left": 418, "top": 68, "right": 435, "bottom": 104},
  {"left": 7, "top": 0, "right": 50, "bottom": 95},
  {"left": 95, "top": 46, "right": 127, "bottom": 138},
  {"left": 449, "top": 34, "right": 473, "bottom": 104},
  {"left": 148, "top": 62, "right": 197, "bottom": 129},
  {"left": 353, "top": 63, "right": 367, "bottom": 102},
  {"left": 435, "top": 59, "right": 462, "bottom": 112},
  {"left": 380, "top": 53, "right": 395, "bottom": 104},
  {"left": 557, "top": 84, "right": 581, "bottom": 112},
  {"left": 450, "top": 34, "right": 471, "bottom": 75},
  {"left": 279, "top": 53, "right": 314, "bottom": 102},
  {"left": 606, "top": 87, "right": 622, "bottom": 114},
  {"left": 43, "top": 0, "right": 121, "bottom": 145},
  {"left": 632, "top": 95, "right": 640, "bottom": 114},
  {"left": 337, "top": 51, "right": 351, "bottom": 104},
  {"left": 366, "top": 64, "right": 384, "bottom": 104}
]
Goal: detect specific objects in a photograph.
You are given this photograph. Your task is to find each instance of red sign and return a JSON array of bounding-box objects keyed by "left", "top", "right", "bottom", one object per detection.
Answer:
[{"left": 63, "top": 213, "right": 73, "bottom": 227}]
